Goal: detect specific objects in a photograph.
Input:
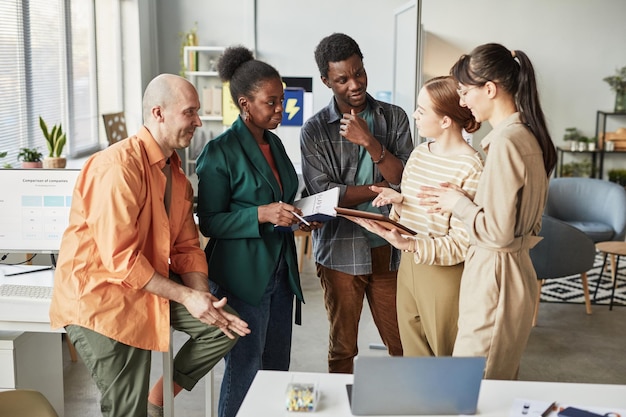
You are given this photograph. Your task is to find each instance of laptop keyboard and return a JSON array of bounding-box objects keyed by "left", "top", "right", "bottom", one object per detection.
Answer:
[{"left": 0, "top": 284, "right": 53, "bottom": 300}]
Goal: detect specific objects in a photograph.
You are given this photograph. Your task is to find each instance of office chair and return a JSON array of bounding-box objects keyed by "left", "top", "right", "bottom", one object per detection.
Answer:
[
  {"left": 545, "top": 177, "right": 626, "bottom": 284},
  {"left": 0, "top": 389, "right": 59, "bottom": 417},
  {"left": 544, "top": 177, "right": 626, "bottom": 243},
  {"left": 102, "top": 112, "right": 128, "bottom": 146},
  {"left": 530, "top": 215, "right": 596, "bottom": 326}
]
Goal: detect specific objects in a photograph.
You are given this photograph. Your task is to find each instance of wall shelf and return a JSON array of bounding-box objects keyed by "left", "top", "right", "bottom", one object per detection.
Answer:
[{"left": 183, "top": 46, "right": 227, "bottom": 177}]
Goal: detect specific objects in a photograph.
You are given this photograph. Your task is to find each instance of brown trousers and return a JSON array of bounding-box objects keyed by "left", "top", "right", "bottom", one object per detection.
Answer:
[{"left": 317, "top": 245, "right": 403, "bottom": 373}]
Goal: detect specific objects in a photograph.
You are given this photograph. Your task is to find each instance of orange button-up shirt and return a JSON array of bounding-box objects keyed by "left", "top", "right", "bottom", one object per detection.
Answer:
[{"left": 49, "top": 127, "right": 207, "bottom": 352}]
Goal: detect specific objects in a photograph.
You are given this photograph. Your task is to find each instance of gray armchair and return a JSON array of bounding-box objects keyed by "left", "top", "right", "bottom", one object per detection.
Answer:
[
  {"left": 530, "top": 215, "right": 596, "bottom": 326},
  {"left": 544, "top": 177, "right": 626, "bottom": 243}
]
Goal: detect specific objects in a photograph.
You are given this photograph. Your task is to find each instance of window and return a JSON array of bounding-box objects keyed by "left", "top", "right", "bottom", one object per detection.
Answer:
[{"left": 0, "top": 0, "right": 99, "bottom": 165}]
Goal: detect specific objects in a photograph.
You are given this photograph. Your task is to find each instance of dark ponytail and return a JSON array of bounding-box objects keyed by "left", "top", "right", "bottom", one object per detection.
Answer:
[
  {"left": 451, "top": 43, "right": 556, "bottom": 176},
  {"left": 513, "top": 50, "right": 556, "bottom": 176}
]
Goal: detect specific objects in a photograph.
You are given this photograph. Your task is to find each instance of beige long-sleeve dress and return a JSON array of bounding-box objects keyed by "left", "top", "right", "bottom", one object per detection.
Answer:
[{"left": 451, "top": 112, "right": 548, "bottom": 380}]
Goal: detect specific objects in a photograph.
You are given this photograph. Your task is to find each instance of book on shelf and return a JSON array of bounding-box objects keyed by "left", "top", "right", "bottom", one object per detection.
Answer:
[
  {"left": 335, "top": 207, "right": 417, "bottom": 236},
  {"left": 202, "top": 85, "right": 223, "bottom": 116},
  {"left": 275, "top": 187, "right": 339, "bottom": 232}
]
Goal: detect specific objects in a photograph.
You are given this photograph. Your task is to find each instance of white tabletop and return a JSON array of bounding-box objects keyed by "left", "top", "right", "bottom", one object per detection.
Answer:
[{"left": 237, "top": 370, "right": 626, "bottom": 417}]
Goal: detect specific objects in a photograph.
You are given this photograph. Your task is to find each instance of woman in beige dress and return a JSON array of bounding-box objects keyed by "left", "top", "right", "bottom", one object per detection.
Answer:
[
  {"left": 420, "top": 43, "right": 557, "bottom": 379},
  {"left": 352, "top": 76, "right": 483, "bottom": 357}
]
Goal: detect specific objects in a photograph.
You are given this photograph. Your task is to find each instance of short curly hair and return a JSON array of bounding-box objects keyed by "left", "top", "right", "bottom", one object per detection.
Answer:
[{"left": 314, "top": 33, "right": 363, "bottom": 78}]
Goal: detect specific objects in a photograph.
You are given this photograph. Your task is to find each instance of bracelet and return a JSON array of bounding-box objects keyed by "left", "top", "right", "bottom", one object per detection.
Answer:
[
  {"left": 403, "top": 238, "right": 416, "bottom": 253},
  {"left": 372, "top": 145, "right": 386, "bottom": 164}
]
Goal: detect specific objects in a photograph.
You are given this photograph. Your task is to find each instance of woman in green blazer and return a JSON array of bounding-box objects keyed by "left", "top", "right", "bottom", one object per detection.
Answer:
[{"left": 195, "top": 46, "right": 305, "bottom": 417}]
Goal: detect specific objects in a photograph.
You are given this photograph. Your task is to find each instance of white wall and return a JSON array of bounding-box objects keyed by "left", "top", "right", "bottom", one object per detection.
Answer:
[
  {"left": 151, "top": 0, "right": 626, "bottom": 171},
  {"left": 155, "top": 0, "right": 410, "bottom": 165},
  {"left": 422, "top": 0, "right": 626, "bottom": 168}
]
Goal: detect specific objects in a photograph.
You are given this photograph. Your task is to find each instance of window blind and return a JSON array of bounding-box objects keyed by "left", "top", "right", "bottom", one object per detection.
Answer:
[{"left": 0, "top": 0, "right": 98, "bottom": 166}]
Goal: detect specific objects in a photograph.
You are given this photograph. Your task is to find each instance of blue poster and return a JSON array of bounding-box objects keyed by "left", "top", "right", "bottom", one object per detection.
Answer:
[{"left": 282, "top": 87, "right": 304, "bottom": 126}]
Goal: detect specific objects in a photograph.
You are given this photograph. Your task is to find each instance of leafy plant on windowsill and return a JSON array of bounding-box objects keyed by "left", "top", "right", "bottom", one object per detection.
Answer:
[
  {"left": 40, "top": 116, "right": 67, "bottom": 158},
  {"left": 0, "top": 151, "right": 12, "bottom": 168},
  {"left": 17, "top": 147, "right": 43, "bottom": 163}
]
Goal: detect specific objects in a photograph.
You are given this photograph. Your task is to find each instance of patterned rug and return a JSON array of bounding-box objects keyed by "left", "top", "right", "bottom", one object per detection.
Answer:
[{"left": 540, "top": 253, "right": 626, "bottom": 306}]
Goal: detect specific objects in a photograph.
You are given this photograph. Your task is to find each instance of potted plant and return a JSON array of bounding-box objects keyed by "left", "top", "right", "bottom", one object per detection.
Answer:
[
  {"left": 563, "top": 127, "right": 582, "bottom": 151},
  {"left": 608, "top": 169, "right": 626, "bottom": 187},
  {"left": 561, "top": 159, "right": 592, "bottom": 178},
  {"left": 39, "top": 116, "right": 67, "bottom": 168},
  {"left": 603, "top": 66, "right": 626, "bottom": 113},
  {"left": 17, "top": 147, "right": 43, "bottom": 168},
  {"left": 586, "top": 136, "right": 598, "bottom": 152},
  {"left": 0, "top": 151, "right": 12, "bottom": 168}
]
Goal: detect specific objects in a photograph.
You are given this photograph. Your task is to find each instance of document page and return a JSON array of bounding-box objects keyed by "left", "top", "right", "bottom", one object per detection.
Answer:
[{"left": 294, "top": 187, "right": 339, "bottom": 220}]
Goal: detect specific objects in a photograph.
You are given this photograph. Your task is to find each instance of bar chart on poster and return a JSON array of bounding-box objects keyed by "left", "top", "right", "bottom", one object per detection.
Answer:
[{"left": 0, "top": 169, "right": 80, "bottom": 254}]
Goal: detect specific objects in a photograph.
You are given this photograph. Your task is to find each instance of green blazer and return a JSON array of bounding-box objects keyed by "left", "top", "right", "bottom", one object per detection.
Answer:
[{"left": 196, "top": 116, "right": 303, "bottom": 307}]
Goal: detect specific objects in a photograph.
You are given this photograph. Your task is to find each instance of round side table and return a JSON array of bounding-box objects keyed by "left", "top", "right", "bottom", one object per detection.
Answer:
[{"left": 594, "top": 241, "right": 626, "bottom": 310}]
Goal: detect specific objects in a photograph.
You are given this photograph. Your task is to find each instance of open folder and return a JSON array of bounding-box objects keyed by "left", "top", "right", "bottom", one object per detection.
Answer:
[{"left": 335, "top": 207, "right": 417, "bottom": 236}]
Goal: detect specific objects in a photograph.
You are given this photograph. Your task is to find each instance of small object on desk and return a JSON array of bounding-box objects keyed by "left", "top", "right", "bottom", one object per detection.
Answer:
[
  {"left": 0, "top": 264, "right": 53, "bottom": 277},
  {"left": 509, "top": 398, "right": 556, "bottom": 417},
  {"left": 285, "top": 382, "right": 319, "bottom": 412}
]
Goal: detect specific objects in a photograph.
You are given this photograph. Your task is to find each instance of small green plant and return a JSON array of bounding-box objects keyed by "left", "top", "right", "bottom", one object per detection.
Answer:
[
  {"left": 603, "top": 66, "right": 626, "bottom": 93},
  {"left": 0, "top": 151, "right": 12, "bottom": 168},
  {"left": 608, "top": 169, "right": 626, "bottom": 186},
  {"left": 586, "top": 136, "right": 597, "bottom": 144},
  {"left": 39, "top": 116, "right": 67, "bottom": 158},
  {"left": 17, "top": 147, "right": 43, "bottom": 163},
  {"left": 563, "top": 127, "right": 582, "bottom": 141},
  {"left": 561, "top": 159, "right": 592, "bottom": 177}
]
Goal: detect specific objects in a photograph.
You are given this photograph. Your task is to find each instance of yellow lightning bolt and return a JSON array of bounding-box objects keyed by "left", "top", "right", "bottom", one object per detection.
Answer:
[{"left": 285, "top": 98, "right": 300, "bottom": 121}]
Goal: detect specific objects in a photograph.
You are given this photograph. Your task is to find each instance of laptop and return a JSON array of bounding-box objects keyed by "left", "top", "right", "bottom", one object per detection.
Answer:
[{"left": 347, "top": 356, "right": 486, "bottom": 415}]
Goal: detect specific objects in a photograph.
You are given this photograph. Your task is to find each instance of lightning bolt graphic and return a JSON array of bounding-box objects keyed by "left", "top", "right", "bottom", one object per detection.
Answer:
[{"left": 285, "top": 98, "right": 300, "bottom": 121}]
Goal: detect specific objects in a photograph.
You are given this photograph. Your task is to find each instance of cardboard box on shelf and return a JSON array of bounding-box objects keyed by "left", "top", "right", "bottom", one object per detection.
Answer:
[{"left": 600, "top": 127, "right": 626, "bottom": 151}]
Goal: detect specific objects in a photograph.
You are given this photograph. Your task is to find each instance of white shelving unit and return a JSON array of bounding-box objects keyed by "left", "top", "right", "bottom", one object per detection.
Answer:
[{"left": 183, "top": 46, "right": 227, "bottom": 177}]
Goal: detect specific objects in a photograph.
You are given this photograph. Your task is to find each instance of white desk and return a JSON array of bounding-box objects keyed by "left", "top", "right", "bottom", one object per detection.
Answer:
[
  {"left": 237, "top": 370, "right": 626, "bottom": 417},
  {"left": 0, "top": 269, "right": 64, "bottom": 416},
  {"left": 0, "top": 268, "right": 213, "bottom": 417}
]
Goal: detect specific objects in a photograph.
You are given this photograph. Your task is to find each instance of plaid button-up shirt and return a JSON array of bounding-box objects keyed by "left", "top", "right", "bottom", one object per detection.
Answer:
[{"left": 300, "top": 94, "right": 414, "bottom": 275}]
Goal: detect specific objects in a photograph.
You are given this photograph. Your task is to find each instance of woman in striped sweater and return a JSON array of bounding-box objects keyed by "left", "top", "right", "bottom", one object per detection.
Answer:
[{"left": 352, "top": 76, "right": 483, "bottom": 357}]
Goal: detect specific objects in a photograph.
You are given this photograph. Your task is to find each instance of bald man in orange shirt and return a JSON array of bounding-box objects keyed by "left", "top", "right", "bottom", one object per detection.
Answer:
[{"left": 50, "top": 73, "right": 249, "bottom": 417}]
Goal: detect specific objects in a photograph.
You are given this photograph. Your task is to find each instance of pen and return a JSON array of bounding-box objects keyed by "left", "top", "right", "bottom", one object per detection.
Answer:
[
  {"left": 280, "top": 200, "right": 311, "bottom": 226},
  {"left": 291, "top": 211, "right": 311, "bottom": 227}
]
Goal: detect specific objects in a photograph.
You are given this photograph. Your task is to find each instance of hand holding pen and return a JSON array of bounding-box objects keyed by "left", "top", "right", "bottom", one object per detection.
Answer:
[
  {"left": 280, "top": 200, "right": 311, "bottom": 227},
  {"left": 257, "top": 200, "right": 305, "bottom": 228}
]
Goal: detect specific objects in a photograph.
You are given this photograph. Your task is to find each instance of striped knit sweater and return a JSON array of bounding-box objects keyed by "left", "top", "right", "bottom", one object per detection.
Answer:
[{"left": 393, "top": 142, "right": 483, "bottom": 266}]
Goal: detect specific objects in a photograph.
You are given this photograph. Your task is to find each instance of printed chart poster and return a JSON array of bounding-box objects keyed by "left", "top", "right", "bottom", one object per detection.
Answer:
[{"left": 0, "top": 169, "right": 80, "bottom": 253}]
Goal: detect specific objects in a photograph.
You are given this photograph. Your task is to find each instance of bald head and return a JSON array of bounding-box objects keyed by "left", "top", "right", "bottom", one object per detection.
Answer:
[{"left": 142, "top": 74, "right": 196, "bottom": 123}]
